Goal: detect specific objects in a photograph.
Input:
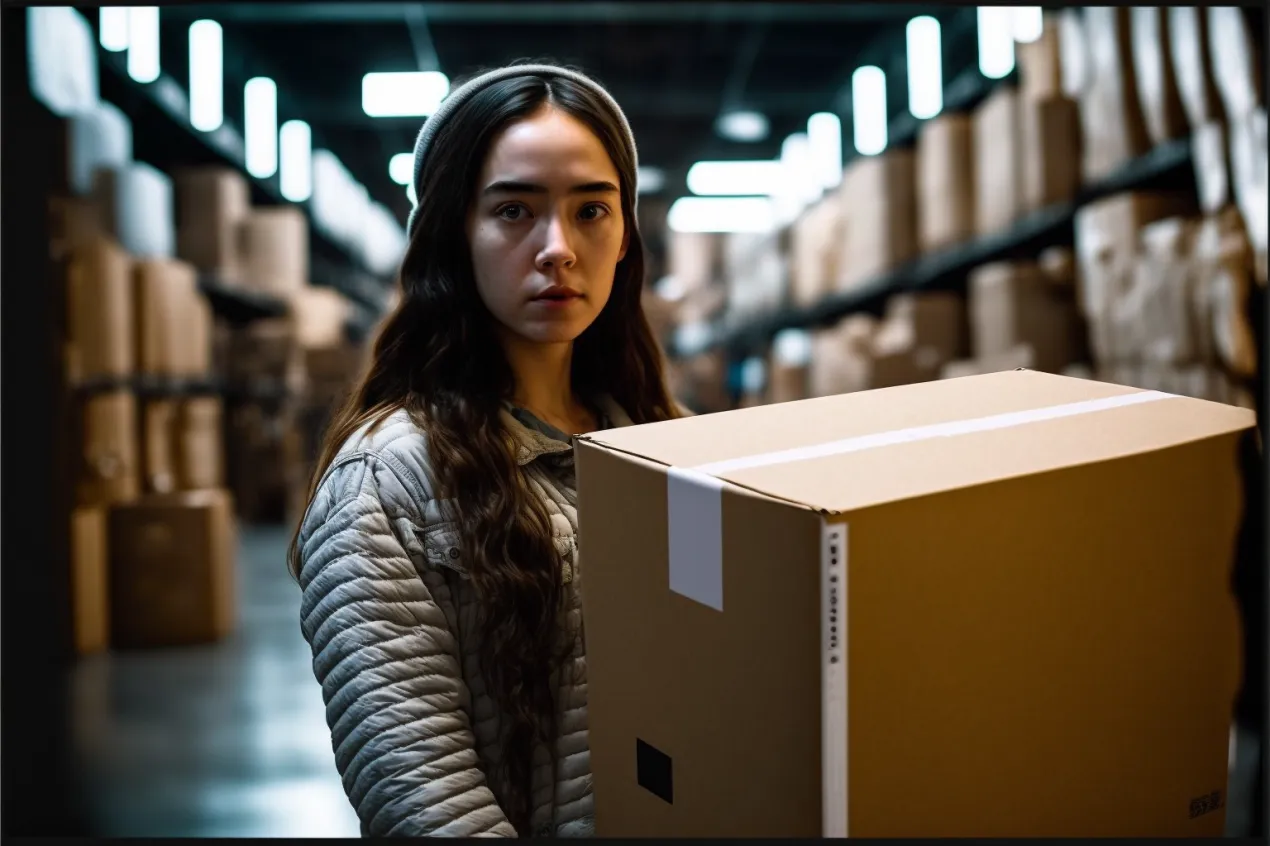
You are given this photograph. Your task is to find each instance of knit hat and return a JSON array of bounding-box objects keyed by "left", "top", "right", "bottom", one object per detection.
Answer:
[{"left": 405, "top": 64, "right": 639, "bottom": 238}]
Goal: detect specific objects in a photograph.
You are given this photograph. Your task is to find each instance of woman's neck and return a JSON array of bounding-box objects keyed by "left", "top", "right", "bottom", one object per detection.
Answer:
[{"left": 503, "top": 334, "right": 580, "bottom": 423}]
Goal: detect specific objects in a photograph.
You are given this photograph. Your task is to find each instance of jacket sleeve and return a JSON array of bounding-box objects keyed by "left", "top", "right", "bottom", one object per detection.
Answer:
[{"left": 296, "top": 454, "right": 517, "bottom": 837}]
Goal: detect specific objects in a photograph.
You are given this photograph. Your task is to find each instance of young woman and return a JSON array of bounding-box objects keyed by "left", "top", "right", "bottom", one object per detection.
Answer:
[{"left": 287, "top": 64, "right": 682, "bottom": 837}]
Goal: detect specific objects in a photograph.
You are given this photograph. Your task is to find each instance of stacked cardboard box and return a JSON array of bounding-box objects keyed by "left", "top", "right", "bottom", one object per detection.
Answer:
[
  {"left": 789, "top": 195, "right": 844, "bottom": 306},
  {"left": 289, "top": 343, "right": 368, "bottom": 526},
  {"left": 60, "top": 236, "right": 236, "bottom": 654},
  {"left": 807, "top": 293, "right": 966, "bottom": 398},
  {"left": 941, "top": 258, "right": 1087, "bottom": 378},
  {"left": 174, "top": 167, "right": 251, "bottom": 285},
  {"left": 1015, "top": 15, "right": 1084, "bottom": 215},
  {"left": 1129, "top": 8, "right": 1189, "bottom": 148},
  {"left": 973, "top": 86, "right": 1024, "bottom": 236},
  {"left": 240, "top": 207, "right": 310, "bottom": 297},
  {"left": 724, "top": 231, "right": 786, "bottom": 322},
  {"left": 1075, "top": 192, "right": 1255, "bottom": 407},
  {"left": 916, "top": 113, "right": 975, "bottom": 252},
  {"left": 838, "top": 151, "right": 917, "bottom": 289},
  {"left": 766, "top": 331, "right": 813, "bottom": 405},
  {"left": 577, "top": 369, "right": 1253, "bottom": 837}
]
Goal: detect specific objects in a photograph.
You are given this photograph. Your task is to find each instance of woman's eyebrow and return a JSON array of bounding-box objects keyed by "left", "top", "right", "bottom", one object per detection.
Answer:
[{"left": 483, "top": 180, "right": 620, "bottom": 195}]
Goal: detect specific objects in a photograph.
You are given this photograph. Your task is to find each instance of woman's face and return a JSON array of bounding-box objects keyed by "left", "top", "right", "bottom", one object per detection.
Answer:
[{"left": 466, "top": 104, "right": 629, "bottom": 347}]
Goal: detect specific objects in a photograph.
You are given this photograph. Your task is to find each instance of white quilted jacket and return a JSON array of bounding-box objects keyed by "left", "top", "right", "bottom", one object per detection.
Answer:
[{"left": 296, "top": 399, "right": 633, "bottom": 837}]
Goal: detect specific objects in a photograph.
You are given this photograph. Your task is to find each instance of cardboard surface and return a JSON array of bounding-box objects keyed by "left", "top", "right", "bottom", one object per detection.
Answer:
[
  {"left": 70, "top": 507, "right": 110, "bottom": 656},
  {"left": 66, "top": 236, "right": 133, "bottom": 383},
  {"left": 134, "top": 258, "right": 199, "bottom": 377},
  {"left": 108, "top": 488, "right": 238, "bottom": 648},
  {"left": 578, "top": 369, "right": 1252, "bottom": 836}
]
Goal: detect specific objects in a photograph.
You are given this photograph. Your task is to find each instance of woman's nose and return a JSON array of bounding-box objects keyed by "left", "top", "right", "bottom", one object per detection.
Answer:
[{"left": 536, "top": 214, "right": 577, "bottom": 270}]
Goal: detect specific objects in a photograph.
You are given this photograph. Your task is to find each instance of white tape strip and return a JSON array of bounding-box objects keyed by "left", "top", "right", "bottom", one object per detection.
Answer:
[
  {"left": 666, "top": 467, "right": 725, "bottom": 611},
  {"left": 665, "top": 389, "right": 1175, "bottom": 612}
]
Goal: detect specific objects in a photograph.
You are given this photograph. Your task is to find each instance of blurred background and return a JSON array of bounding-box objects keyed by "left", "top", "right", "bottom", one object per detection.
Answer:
[{"left": 2, "top": 1, "right": 1265, "bottom": 837}]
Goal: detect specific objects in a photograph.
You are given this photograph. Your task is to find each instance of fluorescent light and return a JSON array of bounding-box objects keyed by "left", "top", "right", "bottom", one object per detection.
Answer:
[
  {"left": 851, "top": 65, "right": 888, "bottom": 156},
  {"left": 244, "top": 77, "right": 278, "bottom": 178},
  {"left": 978, "top": 7, "right": 1016, "bottom": 79},
  {"left": 686, "top": 160, "right": 784, "bottom": 196},
  {"left": 781, "top": 133, "right": 820, "bottom": 207},
  {"left": 99, "top": 7, "right": 129, "bottom": 52},
  {"left": 388, "top": 152, "right": 414, "bottom": 185},
  {"left": 1012, "top": 7, "right": 1044, "bottom": 43},
  {"left": 637, "top": 166, "right": 666, "bottom": 195},
  {"left": 280, "top": 120, "right": 312, "bottom": 202},
  {"left": 362, "top": 71, "right": 450, "bottom": 118},
  {"left": 188, "top": 20, "right": 223, "bottom": 132},
  {"left": 807, "top": 112, "right": 843, "bottom": 190},
  {"left": 126, "top": 7, "right": 160, "bottom": 84},
  {"left": 716, "top": 110, "right": 770, "bottom": 143},
  {"left": 667, "top": 197, "right": 776, "bottom": 234},
  {"left": 906, "top": 16, "right": 944, "bottom": 120}
]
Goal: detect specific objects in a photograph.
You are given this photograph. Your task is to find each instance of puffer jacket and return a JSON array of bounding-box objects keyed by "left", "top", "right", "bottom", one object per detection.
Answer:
[{"left": 295, "top": 398, "right": 633, "bottom": 838}]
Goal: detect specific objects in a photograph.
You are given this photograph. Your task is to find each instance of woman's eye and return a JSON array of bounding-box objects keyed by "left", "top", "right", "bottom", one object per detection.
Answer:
[
  {"left": 497, "top": 204, "right": 528, "bottom": 221},
  {"left": 579, "top": 203, "right": 610, "bottom": 221}
]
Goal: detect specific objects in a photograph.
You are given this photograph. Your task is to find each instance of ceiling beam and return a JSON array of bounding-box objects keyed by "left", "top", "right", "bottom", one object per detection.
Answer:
[{"left": 166, "top": 2, "right": 927, "bottom": 25}]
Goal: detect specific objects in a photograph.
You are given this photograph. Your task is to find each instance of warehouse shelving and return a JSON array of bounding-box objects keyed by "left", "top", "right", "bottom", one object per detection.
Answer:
[
  {"left": 676, "top": 134, "right": 1195, "bottom": 360},
  {"left": 197, "top": 274, "right": 288, "bottom": 323},
  {"left": 95, "top": 48, "right": 393, "bottom": 333}
]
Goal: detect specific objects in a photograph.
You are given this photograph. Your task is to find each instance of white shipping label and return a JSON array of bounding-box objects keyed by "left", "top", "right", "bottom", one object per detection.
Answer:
[{"left": 666, "top": 467, "right": 725, "bottom": 612}]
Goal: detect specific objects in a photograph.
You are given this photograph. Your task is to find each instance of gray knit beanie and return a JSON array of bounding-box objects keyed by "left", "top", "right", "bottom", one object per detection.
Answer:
[{"left": 405, "top": 64, "right": 639, "bottom": 238}]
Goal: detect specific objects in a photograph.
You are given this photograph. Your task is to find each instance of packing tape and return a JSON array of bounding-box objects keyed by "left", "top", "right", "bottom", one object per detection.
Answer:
[{"left": 666, "top": 389, "right": 1175, "bottom": 612}]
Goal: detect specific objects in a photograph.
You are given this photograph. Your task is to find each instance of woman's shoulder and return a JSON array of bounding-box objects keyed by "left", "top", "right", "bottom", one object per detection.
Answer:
[{"left": 316, "top": 407, "right": 441, "bottom": 513}]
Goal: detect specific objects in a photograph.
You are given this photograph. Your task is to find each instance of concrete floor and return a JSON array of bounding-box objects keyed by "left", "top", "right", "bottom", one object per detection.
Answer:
[
  {"left": 67, "top": 525, "right": 1261, "bottom": 837},
  {"left": 69, "top": 525, "right": 361, "bottom": 837}
]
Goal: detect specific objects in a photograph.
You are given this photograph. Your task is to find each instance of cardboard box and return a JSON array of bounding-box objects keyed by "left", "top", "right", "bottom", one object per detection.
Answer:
[
  {"left": 872, "top": 292, "right": 966, "bottom": 364},
  {"left": 134, "top": 258, "right": 199, "bottom": 377},
  {"left": 177, "top": 397, "right": 225, "bottom": 491},
  {"left": 240, "top": 207, "right": 309, "bottom": 296},
  {"left": 1193, "top": 121, "right": 1232, "bottom": 215},
  {"left": 108, "top": 489, "right": 237, "bottom": 648},
  {"left": 93, "top": 163, "right": 175, "bottom": 259},
  {"left": 180, "top": 292, "right": 214, "bottom": 378},
  {"left": 49, "top": 195, "right": 103, "bottom": 263},
  {"left": 1019, "top": 96, "right": 1082, "bottom": 212},
  {"left": 1130, "top": 7, "right": 1190, "bottom": 146},
  {"left": 916, "top": 113, "right": 975, "bottom": 251},
  {"left": 1168, "top": 7, "right": 1225, "bottom": 130},
  {"left": 1228, "top": 108, "right": 1268, "bottom": 263},
  {"left": 65, "top": 236, "right": 133, "bottom": 384},
  {"left": 768, "top": 331, "right": 813, "bottom": 405},
  {"left": 1081, "top": 8, "right": 1152, "bottom": 181},
  {"left": 1128, "top": 218, "right": 1204, "bottom": 365},
  {"left": 576, "top": 369, "right": 1251, "bottom": 837},
  {"left": 76, "top": 390, "right": 140, "bottom": 507},
  {"left": 724, "top": 232, "right": 787, "bottom": 319},
  {"left": 288, "top": 287, "right": 351, "bottom": 350},
  {"left": 973, "top": 87, "right": 1022, "bottom": 236},
  {"left": 174, "top": 167, "right": 251, "bottom": 284},
  {"left": 1057, "top": 10, "right": 1091, "bottom": 99},
  {"left": 839, "top": 151, "right": 917, "bottom": 288},
  {"left": 141, "top": 399, "right": 179, "bottom": 495},
  {"left": 70, "top": 507, "right": 110, "bottom": 656},
  {"left": 809, "top": 316, "right": 876, "bottom": 398},
  {"left": 790, "top": 196, "right": 844, "bottom": 306},
  {"left": 969, "top": 262, "right": 1085, "bottom": 371},
  {"left": 1194, "top": 212, "right": 1258, "bottom": 379}
]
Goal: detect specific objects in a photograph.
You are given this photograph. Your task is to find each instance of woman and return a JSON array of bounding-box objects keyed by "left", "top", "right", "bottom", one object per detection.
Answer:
[{"left": 287, "top": 63, "right": 682, "bottom": 838}]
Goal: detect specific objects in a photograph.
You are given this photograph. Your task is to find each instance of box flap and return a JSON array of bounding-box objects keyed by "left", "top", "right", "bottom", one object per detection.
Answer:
[{"left": 581, "top": 370, "right": 1255, "bottom": 513}]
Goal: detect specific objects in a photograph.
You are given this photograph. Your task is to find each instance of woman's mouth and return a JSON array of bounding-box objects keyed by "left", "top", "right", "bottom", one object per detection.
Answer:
[{"left": 532, "top": 286, "right": 583, "bottom": 305}]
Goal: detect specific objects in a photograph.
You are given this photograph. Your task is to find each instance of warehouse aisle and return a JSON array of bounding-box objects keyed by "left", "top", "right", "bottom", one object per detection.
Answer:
[{"left": 69, "top": 525, "right": 361, "bottom": 837}]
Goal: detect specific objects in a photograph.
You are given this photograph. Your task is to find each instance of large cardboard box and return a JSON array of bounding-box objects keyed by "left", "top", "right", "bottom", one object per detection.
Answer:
[
  {"left": 809, "top": 316, "right": 876, "bottom": 398},
  {"left": 667, "top": 232, "right": 722, "bottom": 293},
  {"left": 973, "top": 87, "right": 1023, "bottom": 236},
  {"left": 76, "top": 390, "right": 140, "bottom": 507},
  {"left": 1080, "top": 8, "right": 1152, "bottom": 181},
  {"left": 240, "top": 207, "right": 309, "bottom": 296},
  {"left": 1017, "top": 13, "right": 1065, "bottom": 101},
  {"left": 969, "top": 261, "right": 1085, "bottom": 372},
  {"left": 65, "top": 236, "right": 133, "bottom": 384},
  {"left": 789, "top": 196, "right": 844, "bottom": 306},
  {"left": 839, "top": 151, "right": 917, "bottom": 288},
  {"left": 916, "top": 113, "right": 975, "bottom": 251},
  {"left": 108, "top": 488, "right": 237, "bottom": 648},
  {"left": 177, "top": 397, "right": 225, "bottom": 490},
  {"left": 288, "top": 287, "right": 351, "bottom": 351},
  {"left": 134, "top": 258, "right": 199, "bottom": 377},
  {"left": 141, "top": 398, "right": 179, "bottom": 495},
  {"left": 1019, "top": 96, "right": 1082, "bottom": 212},
  {"left": 576, "top": 369, "right": 1252, "bottom": 837},
  {"left": 174, "top": 167, "right": 251, "bottom": 284}
]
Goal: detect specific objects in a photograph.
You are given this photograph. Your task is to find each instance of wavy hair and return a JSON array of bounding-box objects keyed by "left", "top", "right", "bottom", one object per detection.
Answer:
[{"left": 287, "top": 66, "right": 680, "bottom": 833}]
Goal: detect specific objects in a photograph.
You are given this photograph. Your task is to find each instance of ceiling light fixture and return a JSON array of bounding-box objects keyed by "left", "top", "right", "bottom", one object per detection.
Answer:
[
  {"left": 715, "top": 110, "right": 770, "bottom": 143},
  {"left": 362, "top": 71, "right": 450, "bottom": 118}
]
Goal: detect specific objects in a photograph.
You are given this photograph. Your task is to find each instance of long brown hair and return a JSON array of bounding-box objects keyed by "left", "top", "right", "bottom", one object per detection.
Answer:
[{"left": 287, "top": 67, "right": 679, "bottom": 833}]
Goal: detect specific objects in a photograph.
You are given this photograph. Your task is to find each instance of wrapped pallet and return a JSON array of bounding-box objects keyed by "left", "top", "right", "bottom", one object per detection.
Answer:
[
  {"left": 1192, "top": 121, "right": 1232, "bottom": 215},
  {"left": 1206, "top": 8, "right": 1263, "bottom": 125},
  {"left": 1168, "top": 7, "right": 1226, "bottom": 130}
]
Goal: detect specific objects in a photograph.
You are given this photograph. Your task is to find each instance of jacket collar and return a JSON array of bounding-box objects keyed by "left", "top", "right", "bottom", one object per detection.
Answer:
[{"left": 502, "top": 395, "right": 634, "bottom": 466}]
